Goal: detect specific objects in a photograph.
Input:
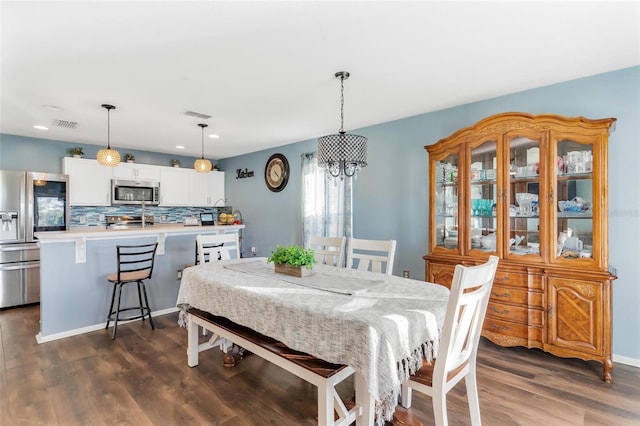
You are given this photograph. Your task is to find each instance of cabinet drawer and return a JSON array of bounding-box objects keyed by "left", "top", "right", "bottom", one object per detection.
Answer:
[
  {"left": 482, "top": 317, "right": 543, "bottom": 348},
  {"left": 487, "top": 301, "right": 544, "bottom": 326},
  {"left": 490, "top": 285, "right": 543, "bottom": 308},
  {"left": 492, "top": 271, "right": 543, "bottom": 290}
]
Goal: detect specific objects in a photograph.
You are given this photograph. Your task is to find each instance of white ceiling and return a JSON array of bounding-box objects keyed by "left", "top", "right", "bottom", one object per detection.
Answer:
[{"left": 1, "top": 1, "right": 639, "bottom": 160}]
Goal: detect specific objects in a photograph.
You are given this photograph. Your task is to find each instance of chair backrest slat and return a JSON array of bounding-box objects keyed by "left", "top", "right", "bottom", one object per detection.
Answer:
[
  {"left": 116, "top": 243, "right": 159, "bottom": 280},
  {"left": 307, "top": 235, "right": 346, "bottom": 267},
  {"left": 196, "top": 233, "right": 240, "bottom": 264},
  {"left": 346, "top": 238, "right": 396, "bottom": 275},
  {"left": 436, "top": 255, "right": 498, "bottom": 380}
]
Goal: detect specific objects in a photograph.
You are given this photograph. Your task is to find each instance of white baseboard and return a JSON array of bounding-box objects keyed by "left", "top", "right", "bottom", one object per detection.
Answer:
[
  {"left": 35, "top": 307, "right": 180, "bottom": 344},
  {"left": 613, "top": 353, "right": 640, "bottom": 368}
]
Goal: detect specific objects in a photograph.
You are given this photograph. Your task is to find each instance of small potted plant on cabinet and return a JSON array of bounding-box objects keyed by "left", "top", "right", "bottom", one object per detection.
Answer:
[
  {"left": 124, "top": 153, "right": 135, "bottom": 163},
  {"left": 267, "top": 245, "right": 316, "bottom": 277},
  {"left": 69, "top": 147, "right": 84, "bottom": 158},
  {"left": 171, "top": 159, "right": 181, "bottom": 168}
]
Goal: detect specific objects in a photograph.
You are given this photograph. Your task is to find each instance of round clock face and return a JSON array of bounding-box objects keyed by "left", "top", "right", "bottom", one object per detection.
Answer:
[{"left": 265, "top": 153, "right": 289, "bottom": 192}]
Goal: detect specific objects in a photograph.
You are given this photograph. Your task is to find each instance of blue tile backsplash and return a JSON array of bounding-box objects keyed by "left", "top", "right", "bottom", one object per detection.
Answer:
[{"left": 70, "top": 205, "right": 233, "bottom": 227}]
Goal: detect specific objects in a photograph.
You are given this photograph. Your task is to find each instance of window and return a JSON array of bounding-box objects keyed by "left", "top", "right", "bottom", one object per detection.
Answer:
[{"left": 301, "top": 153, "right": 352, "bottom": 246}]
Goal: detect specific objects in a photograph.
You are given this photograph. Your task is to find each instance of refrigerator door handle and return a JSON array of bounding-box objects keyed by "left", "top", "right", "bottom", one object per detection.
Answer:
[
  {"left": 0, "top": 244, "right": 39, "bottom": 252},
  {"left": 0, "top": 262, "right": 39, "bottom": 271}
]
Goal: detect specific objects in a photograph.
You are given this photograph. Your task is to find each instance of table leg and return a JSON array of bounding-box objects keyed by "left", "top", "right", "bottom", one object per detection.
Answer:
[
  {"left": 187, "top": 314, "right": 199, "bottom": 367},
  {"left": 355, "top": 371, "right": 374, "bottom": 426}
]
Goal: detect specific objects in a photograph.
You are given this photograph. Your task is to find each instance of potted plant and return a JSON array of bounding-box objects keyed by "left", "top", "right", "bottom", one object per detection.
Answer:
[
  {"left": 267, "top": 245, "right": 316, "bottom": 277},
  {"left": 171, "top": 159, "right": 181, "bottom": 168},
  {"left": 124, "top": 153, "right": 135, "bottom": 163},
  {"left": 69, "top": 147, "right": 84, "bottom": 158}
]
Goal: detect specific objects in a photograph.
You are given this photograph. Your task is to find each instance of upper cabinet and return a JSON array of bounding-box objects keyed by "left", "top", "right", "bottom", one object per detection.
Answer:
[
  {"left": 159, "top": 167, "right": 191, "bottom": 206},
  {"left": 112, "top": 162, "right": 160, "bottom": 181},
  {"left": 64, "top": 158, "right": 225, "bottom": 208},
  {"left": 63, "top": 157, "right": 112, "bottom": 206},
  {"left": 424, "top": 112, "right": 617, "bottom": 382},
  {"left": 189, "top": 171, "right": 225, "bottom": 206}
]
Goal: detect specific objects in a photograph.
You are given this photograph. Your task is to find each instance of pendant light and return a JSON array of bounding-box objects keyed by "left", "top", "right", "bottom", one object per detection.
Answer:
[
  {"left": 194, "top": 123, "right": 212, "bottom": 172},
  {"left": 317, "top": 71, "right": 367, "bottom": 179},
  {"left": 96, "top": 104, "right": 121, "bottom": 167}
]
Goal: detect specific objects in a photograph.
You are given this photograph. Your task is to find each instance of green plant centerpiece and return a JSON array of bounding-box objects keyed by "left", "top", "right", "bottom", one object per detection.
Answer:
[
  {"left": 124, "top": 153, "right": 135, "bottom": 162},
  {"left": 267, "top": 245, "right": 316, "bottom": 277}
]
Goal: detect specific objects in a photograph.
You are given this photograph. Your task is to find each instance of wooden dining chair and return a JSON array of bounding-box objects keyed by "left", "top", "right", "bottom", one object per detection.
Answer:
[
  {"left": 400, "top": 255, "right": 499, "bottom": 426},
  {"left": 346, "top": 238, "right": 397, "bottom": 275},
  {"left": 306, "top": 235, "right": 346, "bottom": 267},
  {"left": 196, "top": 233, "right": 240, "bottom": 264}
]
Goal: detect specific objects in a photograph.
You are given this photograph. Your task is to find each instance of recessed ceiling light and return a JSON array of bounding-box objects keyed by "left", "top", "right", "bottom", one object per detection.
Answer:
[
  {"left": 208, "top": 134, "right": 220, "bottom": 139},
  {"left": 175, "top": 145, "right": 185, "bottom": 149},
  {"left": 43, "top": 104, "right": 63, "bottom": 111},
  {"left": 33, "top": 125, "right": 49, "bottom": 130}
]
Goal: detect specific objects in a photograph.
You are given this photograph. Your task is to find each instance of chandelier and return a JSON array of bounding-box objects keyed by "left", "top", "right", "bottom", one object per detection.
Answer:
[
  {"left": 317, "top": 71, "right": 367, "bottom": 179},
  {"left": 194, "top": 123, "right": 212, "bottom": 172},
  {"left": 96, "top": 104, "right": 121, "bottom": 167}
]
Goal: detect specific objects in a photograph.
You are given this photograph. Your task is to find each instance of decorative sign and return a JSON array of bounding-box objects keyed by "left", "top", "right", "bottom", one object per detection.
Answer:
[{"left": 236, "top": 168, "right": 254, "bottom": 179}]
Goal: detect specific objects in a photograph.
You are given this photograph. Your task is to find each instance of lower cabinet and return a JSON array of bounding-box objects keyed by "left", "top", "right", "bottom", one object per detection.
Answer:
[{"left": 424, "top": 255, "right": 613, "bottom": 382}]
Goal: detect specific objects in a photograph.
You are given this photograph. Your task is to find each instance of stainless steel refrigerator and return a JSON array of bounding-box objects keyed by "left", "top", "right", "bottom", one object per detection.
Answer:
[{"left": 0, "top": 170, "right": 69, "bottom": 308}]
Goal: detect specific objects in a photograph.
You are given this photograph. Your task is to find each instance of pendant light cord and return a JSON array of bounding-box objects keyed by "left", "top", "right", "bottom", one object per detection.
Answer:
[{"left": 339, "top": 75, "right": 345, "bottom": 134}]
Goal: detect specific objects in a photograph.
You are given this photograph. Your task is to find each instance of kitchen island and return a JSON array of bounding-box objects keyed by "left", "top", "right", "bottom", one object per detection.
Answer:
[{"left": 35, "top": 224, "right": 244, "bottom": 343}]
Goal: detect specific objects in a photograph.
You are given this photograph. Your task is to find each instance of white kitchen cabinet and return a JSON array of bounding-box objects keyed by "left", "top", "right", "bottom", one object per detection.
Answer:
[
  {"left": 159, "top": 167, "right": 191, "bottom": 206},
  {"left": 63, "top": 157, "right": 112, "bottom": 206},
  {"left": 112, "top": 162, "right": 160, "bottom": 181},
  {"left": 189, "top": 170, "right": 225, "bottom": 206}
]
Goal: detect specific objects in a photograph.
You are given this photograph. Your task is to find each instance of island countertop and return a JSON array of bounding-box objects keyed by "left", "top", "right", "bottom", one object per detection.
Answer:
[{"left": 36, "top": 224, "right": 245, "bottom": 263}]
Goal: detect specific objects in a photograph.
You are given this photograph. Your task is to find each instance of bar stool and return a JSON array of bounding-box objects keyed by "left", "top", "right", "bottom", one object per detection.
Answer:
[{"left": 105, "top": 242, "right": 158, "bottom": 339}]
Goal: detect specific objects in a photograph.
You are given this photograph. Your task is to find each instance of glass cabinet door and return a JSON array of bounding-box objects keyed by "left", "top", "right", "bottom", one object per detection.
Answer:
[
  {"left": 469, "top": 138, "right": 497, "bottom": 254},
  {"left": 434, "top": 153, "right": 459, "bottom": 251},
  {"left": 506, "top": 135, "right": 544, "bottom": 260},
  {"left": 553, "top": 139, "right": 595, "bottom": 263}
]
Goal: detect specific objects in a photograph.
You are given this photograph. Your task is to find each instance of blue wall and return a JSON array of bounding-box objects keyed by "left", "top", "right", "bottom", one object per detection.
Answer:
[
  {"left": 1, "top": 66, "right": 638, "bottom": 361},
  {"left": 219, "top": 66, "right": 640, "bottom": 363}
]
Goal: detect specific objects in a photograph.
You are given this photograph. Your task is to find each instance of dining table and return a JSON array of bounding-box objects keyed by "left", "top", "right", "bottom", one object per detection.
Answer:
[{"left": 176, "top": 257, "right": 450, "bottom": 425}]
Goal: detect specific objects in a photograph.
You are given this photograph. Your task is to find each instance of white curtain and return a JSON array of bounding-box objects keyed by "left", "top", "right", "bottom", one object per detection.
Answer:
[{"left": 301, "top": 153, "right": 352, "bottom": 249}]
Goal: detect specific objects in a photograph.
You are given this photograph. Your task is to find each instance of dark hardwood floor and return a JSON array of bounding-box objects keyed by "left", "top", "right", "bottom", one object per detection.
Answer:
[{"left": 1, "top": 304, "right": 639, "bottom": 425}]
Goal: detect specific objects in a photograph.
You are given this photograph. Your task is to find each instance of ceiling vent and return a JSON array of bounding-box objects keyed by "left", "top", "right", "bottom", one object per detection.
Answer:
[
  {"left": 185, "top": 110, "right": 212, "bottom": 119},
  {"left": 52, "top": 119, "right": 78, "bottom": 129}
]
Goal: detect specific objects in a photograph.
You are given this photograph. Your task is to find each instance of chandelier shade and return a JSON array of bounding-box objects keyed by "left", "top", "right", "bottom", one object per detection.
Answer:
[
  {"left": 317, "top": 71, "right": 367, "bottom": 179},
  {"left": 317, "top": 132, "right": 367, "bottom": 178},
  {"left": 194, "top": 123, "right": 212, "bottom": 173},
  {"left": 97, "top": 104, "right": 121, "bottom": 167}
]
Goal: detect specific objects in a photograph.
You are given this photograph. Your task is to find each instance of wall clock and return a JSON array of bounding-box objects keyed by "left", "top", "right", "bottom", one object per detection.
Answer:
[{"left": 264, "top": 153, "right": 289, "bottom": 192}]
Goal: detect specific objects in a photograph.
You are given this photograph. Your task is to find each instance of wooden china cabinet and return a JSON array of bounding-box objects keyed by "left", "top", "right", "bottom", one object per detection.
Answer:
[{"left": 424, "top": 112, "right": 617, "bottom": 382}]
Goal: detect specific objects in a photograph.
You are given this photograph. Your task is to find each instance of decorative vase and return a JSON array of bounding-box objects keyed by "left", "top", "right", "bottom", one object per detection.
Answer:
[
  {"left": 274, "top": 263, "right": 312, "bottom": 278},
  {"left": 173, "top": 164, "right": 180, "bottom": 168},
  {"left": 73, "top": 155, "right": 81, "bottom": 158}
]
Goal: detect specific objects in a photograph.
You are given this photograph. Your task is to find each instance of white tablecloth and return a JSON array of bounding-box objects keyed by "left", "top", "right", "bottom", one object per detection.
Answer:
[{"left": 177, "top": 258, "right": 450, "bottom": 423}]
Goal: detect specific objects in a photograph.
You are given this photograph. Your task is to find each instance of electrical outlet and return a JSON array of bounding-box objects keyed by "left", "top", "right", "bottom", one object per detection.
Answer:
[
  {"left": 79, "top": 215, "right": 87, "bottom": 224},
  {"left": 177, "top": 269, "right": 182, "bottom": 280},
  {"left": 160, "top": 215, "right": 168, "bottom": 223},
  {"left": 99, "top": 214, "right": 105, "bottom": 222},
  {"left": 251, "top": 246, "right": 257, "bottom": 256},
  {"left": 403, "top": 270, "right": 410, "bottom": 278}
]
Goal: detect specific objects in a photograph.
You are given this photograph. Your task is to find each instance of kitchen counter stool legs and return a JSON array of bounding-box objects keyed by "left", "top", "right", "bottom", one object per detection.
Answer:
[{"left": 105, "top": 243, "right": 158, "bottom": 339}]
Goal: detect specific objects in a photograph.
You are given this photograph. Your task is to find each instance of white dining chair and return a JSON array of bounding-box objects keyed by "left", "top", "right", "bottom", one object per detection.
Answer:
[
  {"left": 306, "top": 235, "right": 346, "bottom": 267},
  {"left": 196, "top": 233, "right": 240, "bottom": 264},
  {"left": 346, "top": 238, "right": 397, "bottom": 275},
  {"left": 400, "top": 255, "right": 499, "bottom": 426}
]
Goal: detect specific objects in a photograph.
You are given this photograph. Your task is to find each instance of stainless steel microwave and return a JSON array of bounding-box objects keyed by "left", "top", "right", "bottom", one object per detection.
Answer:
[{"left": 111, "top": 179, "right": 160, "bottom": 205}]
